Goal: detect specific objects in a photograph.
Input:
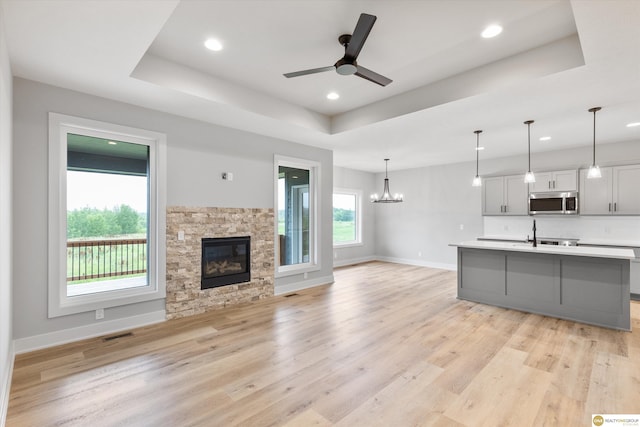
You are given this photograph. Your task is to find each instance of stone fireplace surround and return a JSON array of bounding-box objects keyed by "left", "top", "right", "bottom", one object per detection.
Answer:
[{"left": 166, "top": 206, "right": 274, "bottom": 320}]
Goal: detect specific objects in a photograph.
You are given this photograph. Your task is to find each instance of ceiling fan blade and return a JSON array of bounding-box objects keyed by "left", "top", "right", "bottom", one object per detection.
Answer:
[
  {"left": 355, "top": 65, "right": 392, "bottom": 86},
  {"left": 283, "top": 66, "right": 335, "bottom": 78},
  {"left": 345, "top": 13, "right": 376, "bottom": 60}
]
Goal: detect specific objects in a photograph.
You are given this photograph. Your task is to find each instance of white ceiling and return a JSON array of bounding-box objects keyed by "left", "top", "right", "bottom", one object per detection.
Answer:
[{"left": 2, "top": 0, "right": 640, "bottom": 173}]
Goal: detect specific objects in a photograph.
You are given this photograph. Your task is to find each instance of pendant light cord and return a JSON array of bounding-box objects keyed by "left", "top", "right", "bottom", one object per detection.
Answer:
[
  {"left": 588, "top": 107, "right": 601, "bottom": 167},
  {"left": 474, "top": 130, "right": 482, "bottom": 176}
]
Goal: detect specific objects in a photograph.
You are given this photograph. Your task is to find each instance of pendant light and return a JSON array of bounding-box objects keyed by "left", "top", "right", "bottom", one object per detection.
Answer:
[
  {"left": 523, "top": 120, "right": 536, "bottom": 183},
  {"left": 587, "top": 107, "right": 602, "bottom": 179},
  {"left": 472, "top": 130, "right": 482, "bottom": 187},
  {"left": 371, "top": 159, "right": 403, "bottom": 203}
]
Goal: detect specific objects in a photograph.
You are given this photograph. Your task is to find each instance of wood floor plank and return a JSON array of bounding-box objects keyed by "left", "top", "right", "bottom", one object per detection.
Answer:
[{"left": 6, "top": 261, "right": 640, "bottom": 427}]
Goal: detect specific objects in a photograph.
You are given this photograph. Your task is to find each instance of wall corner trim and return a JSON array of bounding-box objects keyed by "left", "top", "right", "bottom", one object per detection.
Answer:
[
  {"left": 1, "top": 341, "right": 15, "bottom": 427},
  {"left": 13, "top": 310, "right": 166, "bottom": 355}
]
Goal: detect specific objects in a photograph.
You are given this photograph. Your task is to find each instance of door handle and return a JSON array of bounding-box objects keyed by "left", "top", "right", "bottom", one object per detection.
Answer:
[{"left": 548, "top": 181, "right": 551, "bottom": 189}]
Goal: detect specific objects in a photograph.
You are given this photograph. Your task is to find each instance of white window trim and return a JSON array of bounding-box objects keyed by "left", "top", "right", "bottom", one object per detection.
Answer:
[
  {"left": 333, "top": 187, "right": 363, "bottom": 248},
  {"left": 48, "top": 113, "right": 166, "bottom": 318},
  {"left": 274, "top": 155, "right": 321, "bottom": 278}
]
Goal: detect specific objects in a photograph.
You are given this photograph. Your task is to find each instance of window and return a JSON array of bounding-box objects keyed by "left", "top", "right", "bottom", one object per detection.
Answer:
[
  {"left": 275, "top": 156, "right": 320, "bottom": 276},
  {"left": 48, "top": 113, "right": 166, "bottom": 317},
  {"left": 333, "top": 189, "right": 362, "bottom": 246}
]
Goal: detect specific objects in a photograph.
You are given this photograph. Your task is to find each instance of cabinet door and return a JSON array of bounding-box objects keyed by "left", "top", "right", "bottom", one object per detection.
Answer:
[
  {"left": 530, "top": 172, "right": 553, "bottom": 192},
  {"left": 613, "top": 164, "right": 640, "bottom": 214},
  {"left": 483, "top": 177, "right": 505, "bottom": 215},
  {"left": 552, "top": 170, "right": 578, "bottom": 191},
  {"left": 579, "top": 167, "right": 613, "bottom": 214},
  {"left": 504, "top": 174, "right": 529, "bottom": 215}
]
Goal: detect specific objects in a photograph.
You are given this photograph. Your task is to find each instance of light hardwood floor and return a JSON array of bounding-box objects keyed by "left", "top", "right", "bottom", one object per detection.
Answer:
[{"left": 7, "top": 262, "right": 640, "bottom": 426}]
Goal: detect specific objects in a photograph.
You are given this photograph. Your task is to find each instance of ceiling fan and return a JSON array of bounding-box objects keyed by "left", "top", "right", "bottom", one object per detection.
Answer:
[{"left": 283, "top": 13, "right": 392, "bottom": 87}]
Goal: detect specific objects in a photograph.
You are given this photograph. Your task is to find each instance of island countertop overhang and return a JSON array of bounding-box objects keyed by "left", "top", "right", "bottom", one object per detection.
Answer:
[{"left": 450, "top": 240, "right": 635, "bottom": 260}]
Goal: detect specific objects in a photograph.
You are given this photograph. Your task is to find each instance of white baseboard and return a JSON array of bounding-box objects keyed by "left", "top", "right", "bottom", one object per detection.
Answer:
[
  {"left": 375, "top": 256, "right": 457, "bottom": 271},
  {"left": 274, "top": 274, "right": 334, "bottom": 296},
  {"left": 333, "top": 256, "right": 377, "bottom": 268},
  {"left": 1, "top": 341, "right": 14, "bottom": 427},
  {"left": 13, "top": 310, "right": 166, "bottom": 355}
]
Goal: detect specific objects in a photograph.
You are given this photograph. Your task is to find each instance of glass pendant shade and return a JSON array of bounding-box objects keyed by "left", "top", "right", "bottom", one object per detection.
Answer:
[
  {"left": 524, "top": 171, "right": 536, "bottom": 183},
  {"left": 587, "top": 107, "right": 602, "bottom": 179},
  {"left": 472, "top": 130, "right": 482, "bottom": 187},
  {"left": 587, "top": 164, "right": 602, "bottom": 179},
  {"left": 371, "top": 159, "right": 403, "bottom": 203},
  {"left": 523, "top": 120, "right": 535, "bottom": 183}
]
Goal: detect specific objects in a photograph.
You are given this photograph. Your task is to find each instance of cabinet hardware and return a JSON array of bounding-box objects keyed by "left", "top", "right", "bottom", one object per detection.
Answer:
[
  {"left": 609, "top": 203, "right": 612, "bottom": 212},
  {"left": 614, "top": 202, "right": 617, "bottom": 212}
]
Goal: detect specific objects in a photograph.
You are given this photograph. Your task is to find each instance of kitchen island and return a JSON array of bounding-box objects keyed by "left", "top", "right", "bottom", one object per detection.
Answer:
[{"left": 451, "top": 241, "right": 635, "bottom": 330}]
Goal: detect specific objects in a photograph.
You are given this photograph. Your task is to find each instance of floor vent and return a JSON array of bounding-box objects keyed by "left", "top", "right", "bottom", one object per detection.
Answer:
[
  {"left": 103, "top": 332, "right": 133, "bottom": 342},
  {"left": 284, "top": 293, "right": 299, "bottom": 298}
]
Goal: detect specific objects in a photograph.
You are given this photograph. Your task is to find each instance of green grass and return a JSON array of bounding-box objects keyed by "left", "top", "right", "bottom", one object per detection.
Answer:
[
  {"left": 333, "top": 221, "right": 356, "bottom": 243},
  {"left": 67, "top": 242, "right": 147, "bottom": 283}
]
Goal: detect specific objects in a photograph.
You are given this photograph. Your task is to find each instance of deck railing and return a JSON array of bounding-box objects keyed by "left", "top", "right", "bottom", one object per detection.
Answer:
[{"left": 67, "top": 238, "right": 147, "bottom": 282}]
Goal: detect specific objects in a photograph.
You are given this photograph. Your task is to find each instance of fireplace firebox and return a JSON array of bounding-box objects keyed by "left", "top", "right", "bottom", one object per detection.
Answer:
[{"left": 201, "top": 236, "right": 250, "bottom": 289}]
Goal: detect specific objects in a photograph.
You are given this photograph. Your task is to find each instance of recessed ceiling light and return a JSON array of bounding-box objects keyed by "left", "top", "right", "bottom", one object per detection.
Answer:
[
  {"left": 204, "top": 38, "right": 223, "bottom": 51},
  {"left": 326, "top": 92, "right": 340, "bottom": 100},
  {"left": 475, "top": 146, "right": 485, "bottom": 151},
  {"left": 539, "top": 136, "right": 552, "bottom": 141},
  {"left": 627, "top": 122, "right": 640, "bottom": 128},
  {"left": 481, "top": 24, "right": 503, "bottom": 39},
  {"left": 107, "top": 141, "right": 117, "bottom": 145}
]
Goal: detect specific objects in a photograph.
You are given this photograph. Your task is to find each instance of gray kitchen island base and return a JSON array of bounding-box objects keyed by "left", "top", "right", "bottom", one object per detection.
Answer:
[{"left": 457, "top": 247, "right": 631, "bottom": 331}]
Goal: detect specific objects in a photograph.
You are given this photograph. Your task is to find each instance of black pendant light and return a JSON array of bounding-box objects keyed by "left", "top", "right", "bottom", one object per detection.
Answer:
[
  {"left": 472, "top": 130, "right": 482, "bottom": 187},
  {"left": 371, "top": 159, "right": 403, "bottom": 203},
  {"left": 524, "top": 120, "right": 536, "bottom": 183},
  {"left": 587, "top": 107, "right": 602, "bottom": 179}
]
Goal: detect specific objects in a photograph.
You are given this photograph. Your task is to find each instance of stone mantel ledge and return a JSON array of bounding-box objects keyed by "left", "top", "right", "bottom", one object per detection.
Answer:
[{"left": 166, "top": 206, "right": 275, "bottom": 319}]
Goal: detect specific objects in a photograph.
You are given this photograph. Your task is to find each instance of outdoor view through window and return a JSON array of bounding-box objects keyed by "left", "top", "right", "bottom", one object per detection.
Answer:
[
  {"left": 278, "top": 166, "right": 310, "bottom": 266},
  {"left": 333, "top": 193, "right": 357, "bottom": 244},
  {"left": 66, "top": 134, "right": 149, "bottom": 296}
]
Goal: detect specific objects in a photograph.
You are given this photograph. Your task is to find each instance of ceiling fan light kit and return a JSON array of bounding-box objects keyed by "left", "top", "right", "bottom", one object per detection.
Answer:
[{"left": 284, "top": 13, "right": 393, "bottom": 87}]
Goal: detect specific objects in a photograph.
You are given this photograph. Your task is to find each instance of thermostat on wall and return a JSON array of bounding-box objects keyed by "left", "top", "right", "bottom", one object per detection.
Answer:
[{"left": 222, "top": 172, "right": 233, "bottom": 181}]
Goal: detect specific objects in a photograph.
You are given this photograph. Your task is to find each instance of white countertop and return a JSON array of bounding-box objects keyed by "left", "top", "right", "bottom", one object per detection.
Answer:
[
  {"left": 451, "top": 240, "right": 636, "bottom": 260},
  {"left": 576, "top": 238, "right": 640, "bottom": 248}
]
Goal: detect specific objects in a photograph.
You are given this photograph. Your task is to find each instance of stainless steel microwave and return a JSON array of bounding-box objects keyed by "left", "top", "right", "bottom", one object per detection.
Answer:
[{"left": 528, "top": 191, "right": 578, "bottom": 215}]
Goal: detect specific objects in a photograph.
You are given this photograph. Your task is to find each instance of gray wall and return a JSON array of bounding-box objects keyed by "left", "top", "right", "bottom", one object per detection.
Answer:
[
  {"left": 373, "top": 139, "right": 640, "bottom": 269},
  {"left": 374, "top": 162, "right": 482, "bottom": 269},
  {"left": 0, "top": 4, "right": 14, "bottom": 420},
  {"left": 333, "top": 166, "right": 377, "bottom": 265},
  {"left": 12, "top": 78, "right": 333, "bottom": 340}
]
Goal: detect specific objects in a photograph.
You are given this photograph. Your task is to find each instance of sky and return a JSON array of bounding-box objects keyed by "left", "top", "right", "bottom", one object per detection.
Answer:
[{"left": 67, "top": 171, "right": 148, "bottom": 212}]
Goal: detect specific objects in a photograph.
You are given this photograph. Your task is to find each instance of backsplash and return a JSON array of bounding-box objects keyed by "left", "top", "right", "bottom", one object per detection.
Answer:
[{"left": 484, "top": 216, "right": 640, "bottom": 243}]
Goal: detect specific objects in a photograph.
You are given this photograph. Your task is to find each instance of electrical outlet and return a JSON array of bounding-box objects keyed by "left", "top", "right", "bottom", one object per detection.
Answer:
[
  {"left": 418, "top": 251, "right": 422, "bottom": 257},
  {"left": 334, "top": 251, "right": 338, "bottom": 259},
  {"left": 178, "top": 230, "right": 185, "bottom": 241},
  {"left": 303, "top": 272, "right": 308, "bottom": 279},
  {"left": 459, "top": 224, "right": 464, "bottom": 231},
  {"left": 95, "top": 308, "right": 104, "bottom": 320}
]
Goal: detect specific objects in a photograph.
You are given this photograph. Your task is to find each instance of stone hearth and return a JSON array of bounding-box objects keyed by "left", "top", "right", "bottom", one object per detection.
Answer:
[{"left": 166, "top": 207, "right": 274, "bottom": 319}]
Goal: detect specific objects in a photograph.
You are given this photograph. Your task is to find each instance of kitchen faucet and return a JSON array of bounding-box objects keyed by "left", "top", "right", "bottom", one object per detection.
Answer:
[{"left": 532, "top": 219, "right": 537, "bottom": 247}]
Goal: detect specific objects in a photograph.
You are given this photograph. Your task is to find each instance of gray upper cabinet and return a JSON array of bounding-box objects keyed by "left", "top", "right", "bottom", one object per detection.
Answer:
[
  {"left": 580, "top": 164, "right": 640, "bottom": 215},
  {"left": 530, "top": 169, "right": 578, "bottom": 192},
  {"left": 483, "top": 174, "right": 528, "bottom": 215}
]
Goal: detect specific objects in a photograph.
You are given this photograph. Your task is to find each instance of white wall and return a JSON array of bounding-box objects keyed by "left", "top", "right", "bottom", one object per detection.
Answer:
[
  {"left": 333, "top": 166, "right": 377, "bottom": 266},
  {"left": 12, "top": 78, "right": 333, "bottom": 347},
  {"left": 374, "top": 161, "right": 483, "bottom": 270},
  {"left": 374, "top": 139, "right": 640, "bottom": 269},
  {"left": 0, "top": 3, "right": 13, "bottom": 422}
]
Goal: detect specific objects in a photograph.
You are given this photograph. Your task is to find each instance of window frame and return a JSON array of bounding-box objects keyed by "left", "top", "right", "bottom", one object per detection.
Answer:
[
  {"left": 332, "top": 188, "right": 363, "bottom": 248},
  {"left": 48, "top": 113, "right": 166, "bottom": 318},
  {"left": 274, "top": 155, "right": 321, "bottom": 278}
]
